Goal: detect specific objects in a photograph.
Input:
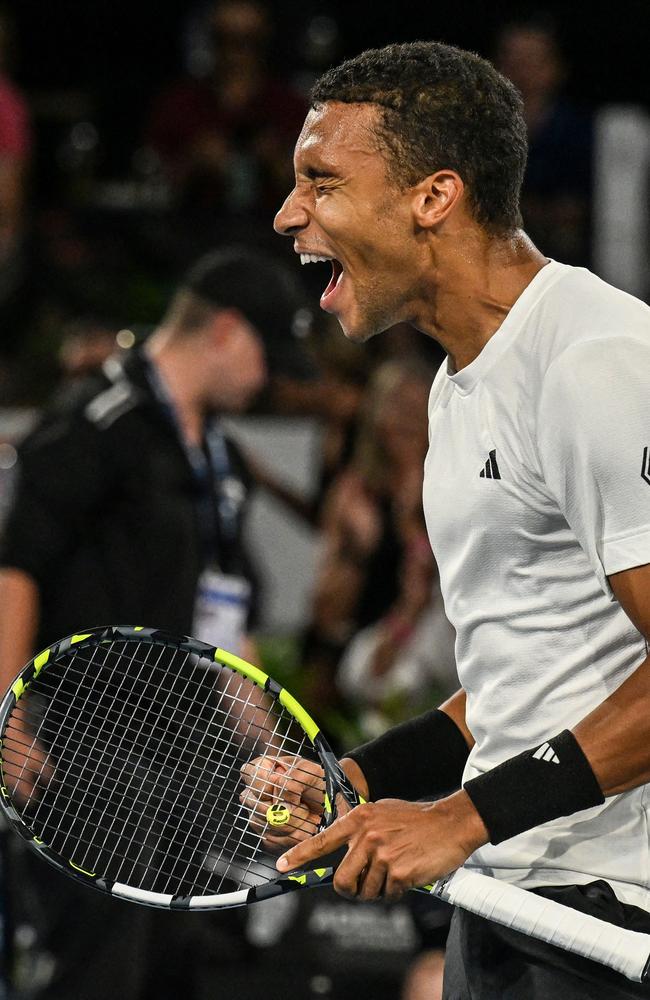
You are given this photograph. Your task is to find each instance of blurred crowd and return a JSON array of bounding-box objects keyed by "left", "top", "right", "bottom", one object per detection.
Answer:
[
  {"left": 0, "top": 2, "right": 644, "bottom": 998},
  {"left": 0, "top": 3, "right": 601, "bottom": 403}
]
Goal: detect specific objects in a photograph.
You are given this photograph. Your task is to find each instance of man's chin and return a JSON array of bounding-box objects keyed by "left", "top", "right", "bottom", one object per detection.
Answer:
[{"left": 338, "top": 314, "right": 385, "bottom": 345}]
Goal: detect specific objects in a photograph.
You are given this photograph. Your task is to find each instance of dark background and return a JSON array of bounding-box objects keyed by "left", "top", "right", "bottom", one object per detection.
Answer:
[{"left": 8, "top": 0, "right": 650, "bottom": 163}]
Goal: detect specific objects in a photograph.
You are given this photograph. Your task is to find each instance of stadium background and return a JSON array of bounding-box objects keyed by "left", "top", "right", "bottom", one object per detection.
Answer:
[{"left": 0, "top": 1, "right": 648, "bottom": 998}]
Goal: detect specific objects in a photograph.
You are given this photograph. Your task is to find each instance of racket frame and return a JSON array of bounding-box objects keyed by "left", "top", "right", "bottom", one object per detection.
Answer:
[{"left": 0, "top": 625, "right": 344, "bottom": 910}]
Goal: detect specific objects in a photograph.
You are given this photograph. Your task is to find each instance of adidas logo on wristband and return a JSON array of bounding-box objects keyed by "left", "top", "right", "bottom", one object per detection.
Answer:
[{"left": 533, "top": 742, "right": 560, "bottom": 764}]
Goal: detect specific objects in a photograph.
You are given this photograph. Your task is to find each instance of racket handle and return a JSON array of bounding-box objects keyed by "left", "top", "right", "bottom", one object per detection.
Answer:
[{"left": 433, "top": 868, "right": 650, "bottom": 983}]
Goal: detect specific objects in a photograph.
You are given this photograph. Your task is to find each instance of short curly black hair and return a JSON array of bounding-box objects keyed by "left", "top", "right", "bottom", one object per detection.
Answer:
[{"left": 311, "top": 41, "right": 527, "bottom": 233}]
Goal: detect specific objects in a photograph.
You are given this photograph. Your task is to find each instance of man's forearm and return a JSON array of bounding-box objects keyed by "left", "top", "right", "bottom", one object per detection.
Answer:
[
  {"left": 464, "top": 563, "right": 650, "bottom": 846},
  {"left": 0, "top": 568, "right": 40, "bottom": 691},
  {"left": 574, "top": 649, "right": 650, "bottom": 797},
  {"left": 439, "top": 688, "right": 474, "bottom": 749},
  {"left": 573, "top": 564, "right": 650, "bottom": 797}
]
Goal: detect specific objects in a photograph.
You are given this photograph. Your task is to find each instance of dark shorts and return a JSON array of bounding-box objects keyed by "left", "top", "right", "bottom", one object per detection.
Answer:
[{"left": 443, "top": 880, "right": 650, "bottom": 999}]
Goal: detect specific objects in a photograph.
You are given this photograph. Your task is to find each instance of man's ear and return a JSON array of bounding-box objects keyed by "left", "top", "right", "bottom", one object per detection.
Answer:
[{"left": 411, "top": 170, "right": 465, "bottom": 230}]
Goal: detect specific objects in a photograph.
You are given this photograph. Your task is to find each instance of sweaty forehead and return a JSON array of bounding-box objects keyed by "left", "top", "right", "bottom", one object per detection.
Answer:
[{"left": 295, "top": 102, "right": 385, "bottom": 172}]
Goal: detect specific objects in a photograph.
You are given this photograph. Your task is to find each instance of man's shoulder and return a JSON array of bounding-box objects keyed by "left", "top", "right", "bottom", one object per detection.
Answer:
[
  {"left": 515, "top": 263, "right": 650, "bottom": 379},
  {"left": 25, "top": 359, "right": 147, "bottom": 453},
  {"left": 83, "top": 376, "right": 142, "bottom": 432},
  {"left": 539, "top": 263, "right": 649, "bottom": 333}
]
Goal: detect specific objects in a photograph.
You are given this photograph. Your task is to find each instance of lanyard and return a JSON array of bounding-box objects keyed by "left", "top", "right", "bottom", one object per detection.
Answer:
[{"left": 142, "top": 354, "right": 240, "bottom": 561}]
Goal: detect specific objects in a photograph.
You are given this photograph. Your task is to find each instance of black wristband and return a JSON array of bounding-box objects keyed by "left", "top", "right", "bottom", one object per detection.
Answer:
[
  {"left": 464, "top": 730, "right": 605, "bottom": 845},
  {"left": 344, "top": 708, "right": 470, "bottom": 802}
]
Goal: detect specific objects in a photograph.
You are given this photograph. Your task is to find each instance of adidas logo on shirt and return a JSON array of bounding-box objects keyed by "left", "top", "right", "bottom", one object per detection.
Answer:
[
  {"left": 479, "top": 449, "right": 501, "bottom": 480},
  {"left": 532, "top": 742, "right": 560, "bottom": 764},
  {"left": 642, "top": 446, "right": 650, "bottom": 486}
]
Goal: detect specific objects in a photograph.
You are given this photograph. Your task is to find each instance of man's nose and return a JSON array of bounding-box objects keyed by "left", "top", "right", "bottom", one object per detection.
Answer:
[{"left": 274, "top": 189, "right": 309, "bottom": 236}]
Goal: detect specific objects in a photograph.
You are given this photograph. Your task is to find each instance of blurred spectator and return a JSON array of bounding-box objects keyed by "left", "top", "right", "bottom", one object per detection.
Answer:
[
  {"left": 0, "top": 4, "right": 32, "bottom": 367},
  {"left": 56, "top": 315, "right": 122, "bottom": 381},
  {"left": 268, "top": 318, "right": 445, "bottom": 523},
  {"left": 495, "top": 15, "right": 594, "bottom": 265},
  {"left": 0, "top": 6, "right": 31, "bottom": 265},
  {"left": 0, "top": 246, "right": 312, "bottom": 1000},
  {"left": 146, "top": 0, "right": 307, "bottom": 224},
  {"left": 302, "top": 357, "right": 436, "bottom": 712},
  {"left": 401, "top": 948, "right": 445, "bottom": 1000},
  {"left": 337, "top": 528, "right": 457, "bottom": 739}
]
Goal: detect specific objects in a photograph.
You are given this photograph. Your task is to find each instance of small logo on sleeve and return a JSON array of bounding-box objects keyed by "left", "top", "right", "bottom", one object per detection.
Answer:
[
  {"left": 532, "top": 742, "right": 560, "bottom": 764},
  {"left": 642, "top": 447, "right": 650, "bottom": 486},
  {"left": 479, "top": 449, "right": 501, "bottom": 480}
]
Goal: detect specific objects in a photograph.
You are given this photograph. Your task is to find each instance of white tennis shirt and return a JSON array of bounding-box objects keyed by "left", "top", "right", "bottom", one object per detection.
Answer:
[{"left": 424, "top": 259, "right": 650, "bottom": 908}]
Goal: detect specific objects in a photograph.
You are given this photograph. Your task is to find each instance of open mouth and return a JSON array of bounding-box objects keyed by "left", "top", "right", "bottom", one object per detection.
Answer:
[{"left": 299, "top": 253, "right": 344, "bottom": 311}]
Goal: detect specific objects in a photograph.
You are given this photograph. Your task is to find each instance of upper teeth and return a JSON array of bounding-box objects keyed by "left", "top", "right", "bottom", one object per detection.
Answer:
[{"left": 300, "top": 254, "right": 332, "bottom": 265}]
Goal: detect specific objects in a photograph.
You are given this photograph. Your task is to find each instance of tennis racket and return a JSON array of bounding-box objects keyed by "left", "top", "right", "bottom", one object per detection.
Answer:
[{"left": 0, "top": 625, "right": 649, "bottom": 983}]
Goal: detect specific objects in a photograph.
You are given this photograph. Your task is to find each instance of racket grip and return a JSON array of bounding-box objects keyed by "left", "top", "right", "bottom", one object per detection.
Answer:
[{"left": 434, "top": 868, "right": 650, "bottom": 983}]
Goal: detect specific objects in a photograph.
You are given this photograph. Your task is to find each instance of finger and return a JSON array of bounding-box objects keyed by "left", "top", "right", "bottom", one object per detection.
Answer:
[
  {"left": 240, "top": 763, "right": 276, "bottom": 798},
  {"left": 263, "top": 826, "right": 315, "bottom": 851},
  {"left": 332, "top": 842, "right": 372, "bottom": 898},
  {"left": 277, "top": 814, "right": 352, "bottom": 872},
  {"left": 239, "top": 786, "right": 274, "bottom": 820},
  {"left": 332, "top": 789, "right": 356, "bottom": 819},
  {"left": 266, "top": 805, "right": 322, "bottom": 838},
  {"left": 271, "top": 770, "right": 308, "bottom": 807},
  {"left": 384, "top": 870, "right": 408, "bottom": 902},
  {"left": 357, "top": 861, "right": 388, "bottom": 901}
]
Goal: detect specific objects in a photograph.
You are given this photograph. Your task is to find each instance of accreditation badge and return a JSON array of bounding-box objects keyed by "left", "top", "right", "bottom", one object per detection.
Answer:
[{"left": 192, "top": 569, "right": 251, "bottom": 655}]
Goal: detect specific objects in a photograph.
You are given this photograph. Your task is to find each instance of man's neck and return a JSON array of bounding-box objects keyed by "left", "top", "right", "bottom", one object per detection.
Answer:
[{"left": 413, "top": 228, "right": 548, "bottom": 371}]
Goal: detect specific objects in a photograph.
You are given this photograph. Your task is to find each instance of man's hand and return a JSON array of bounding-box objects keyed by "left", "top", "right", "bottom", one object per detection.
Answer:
[
  {"left": 240, "top": 755, "right": 326, "bottom": 850},
  {"left": 276, "top": 790, "right": 488, "bottom": 900}
]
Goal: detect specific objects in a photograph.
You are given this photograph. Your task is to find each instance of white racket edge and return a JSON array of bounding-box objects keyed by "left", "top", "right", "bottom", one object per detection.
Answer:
[{"left": 434, "top": 868, "right": 650, "bottom": 982}]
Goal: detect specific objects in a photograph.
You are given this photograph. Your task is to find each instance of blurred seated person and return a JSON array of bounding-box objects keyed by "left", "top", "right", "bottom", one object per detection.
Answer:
[
  {"left": 0, "top": 5, "right": 30, "bottom": 266},
  {"left": 302, "top": 357, "right": 436, "bottom": 708},
  {"left": 337, "top": 528, "right": 457, "bottom": 739},
  {"left": 0, "top": 4, "right": 32, "bottom": 368},
  {"left": 267, "top": 318, "right": 444, "bottom": 520},
  {"left": 495, "top": 15, "right": 593, "bottom": 265},
  {"left": 146, "top": 0, "right": 306, "bottom": 220},
  {"left": 57, "top": 316, "right": 121, "bottom": 382}
]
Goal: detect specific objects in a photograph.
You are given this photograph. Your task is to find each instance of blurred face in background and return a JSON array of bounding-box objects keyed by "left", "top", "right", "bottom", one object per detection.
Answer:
[
  {"left": 495, "top": 26, "right": 564, "bottom": 104},
  {"left": 374, "top": 374, "right": 430, "bottom": 468},
  {"left": 209, "top": 0, "right": 270, "bottom": 69},
  {"left": 205, "top": 311, "right": 267, "bottom": 412}
]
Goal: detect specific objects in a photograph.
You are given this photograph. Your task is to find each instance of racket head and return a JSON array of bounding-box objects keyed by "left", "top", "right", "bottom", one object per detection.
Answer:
[{"left": 0, "top": 625, "right": 351, "bottom": 910}]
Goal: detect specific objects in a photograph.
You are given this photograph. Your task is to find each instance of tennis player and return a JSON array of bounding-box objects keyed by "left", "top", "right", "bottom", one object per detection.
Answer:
[{"left": 244, "top": 41, "right": 650, "bottom": 998}]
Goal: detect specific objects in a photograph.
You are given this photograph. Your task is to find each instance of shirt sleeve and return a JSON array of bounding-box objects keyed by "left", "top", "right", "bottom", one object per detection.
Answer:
[
  {"left": 536, "top": 334, "right": 650, "bottom": 594},
  {"left": 0, "top": 410, "right": 115, "bottom": 584}
]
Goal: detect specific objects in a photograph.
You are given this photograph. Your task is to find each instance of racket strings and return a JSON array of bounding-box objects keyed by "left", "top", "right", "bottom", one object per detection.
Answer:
[
  {"left": 71, "top": 640, "right": 240, "bottom": 876},
  {"left": 101, "top": 654, "right": 261, "bottom": 888},
  {"left": 49, "top": 639, "right": 173, "bottom": 863},
  {"left": 1, "top": 638, "right": 322, "bottom": 896},
  {"left": 4, "top": 719, "right": 320, "bottom": 831},
  {"left": 32, "top": 780, "right": 276, "bottom": 890},
  {"left": 23, "top": 758, "right": 276, "bottom": 868},
  {"left": 6, "top": 660, "right": 311, "bottom": 770},
  {"left": 4, "top": 688, "right": 322, "bottom": 847},
  {"left": 150, "top": 686, "right": 287, "bottom": 897}
]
